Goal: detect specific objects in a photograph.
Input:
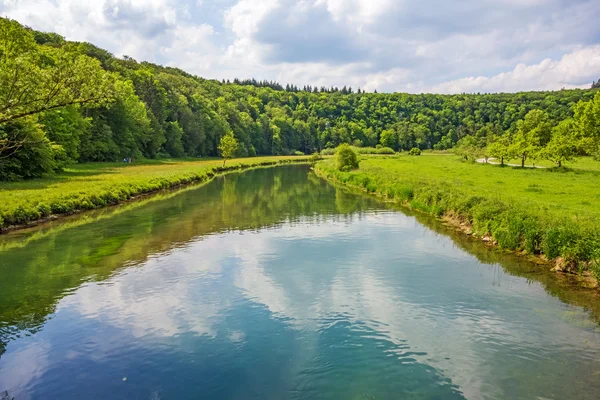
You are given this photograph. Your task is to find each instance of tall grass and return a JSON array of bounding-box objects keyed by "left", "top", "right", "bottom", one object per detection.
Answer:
[
  {"left": 314, "top": 155, "right": 600, "bottom": 278},
  {"left": 0, "top": 156, "right": 309, "bottom": 230}
]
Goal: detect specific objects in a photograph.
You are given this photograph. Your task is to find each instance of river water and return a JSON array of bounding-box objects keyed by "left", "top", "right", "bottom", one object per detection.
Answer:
[{"left": 1, "top": 165, "right": 599, "bottom": 399}]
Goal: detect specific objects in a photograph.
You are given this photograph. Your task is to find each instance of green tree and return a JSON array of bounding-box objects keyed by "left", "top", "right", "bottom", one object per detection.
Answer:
[
  {"left": 544, "top": 119, "right": 576, "bottom": 167},
  {"left": 486, "top": 133, "right": 511, "bottom": 165},
  {"left": 455, "top": 135, "right": 481, "bottom": 161},
  {"left": 335, "top": 143, "right": 359, "bottom": 171},
  {"left": 509, "top": 110, "right": 552, "bottom": 167},
  {"left": 0, "top": 118, "right": 62, "bottom": 180},
  {"left": 572, "top": 91, "right": 600, "bottom": 156},
  {"left": 379, "top": 129, "right": 397, "bottom": 150},
  {"left": 0, "top": 18, "right": 117, "bottom": 125},
  {"left": 218, "top": 131, "right": 238, "bottom": 166}
]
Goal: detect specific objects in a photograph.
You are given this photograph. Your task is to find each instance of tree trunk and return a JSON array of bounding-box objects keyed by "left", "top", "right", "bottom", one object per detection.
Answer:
[
  {"left": 558, "top": 160, "right": 562, "bottom": 167},
  {"left": 501, "top": 157, "right": 504, "bottom": 165},
  {"left": 521, "top": 156, "right": 525, "bottom": 168},
  {"left": 223, "top": 159, "right": 226, "bottom": 167}
]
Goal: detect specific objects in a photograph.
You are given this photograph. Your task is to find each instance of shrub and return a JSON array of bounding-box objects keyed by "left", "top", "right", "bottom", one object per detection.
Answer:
[
  {"left": 321, "top": 148, "right": 336, "bottom": 156},
  {"left": 309, "top": 152, "right": 322, "bottom": 163},
  {"left": 293, "top": 150, "right": 305, "bottom": 156},
  {"left": 409, "top": 147, "right": 421, "bottom": 156},
  {"left": 335, "top": 144, "right": 360, "bottom": 172},
  {"left": 376, "top": 147, "right": 396, "bottom": 155}
]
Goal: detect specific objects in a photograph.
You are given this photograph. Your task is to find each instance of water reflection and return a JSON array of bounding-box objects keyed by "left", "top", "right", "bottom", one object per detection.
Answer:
[{"left": 1, "top": 166, "right": 600, "bottom": 399}]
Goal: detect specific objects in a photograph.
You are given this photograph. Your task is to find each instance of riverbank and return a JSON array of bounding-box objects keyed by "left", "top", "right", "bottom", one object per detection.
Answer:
[
  {"left": 0, "top": 156, "right": 310, "bottom": 232},
  {"left": 314, "top": 155, "right": 600, "bottom": 287}
]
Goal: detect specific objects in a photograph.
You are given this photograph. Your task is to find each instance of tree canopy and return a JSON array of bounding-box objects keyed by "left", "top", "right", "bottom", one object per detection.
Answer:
[{"left": 1, "top": 17, "right": 599, "bottom": 180}]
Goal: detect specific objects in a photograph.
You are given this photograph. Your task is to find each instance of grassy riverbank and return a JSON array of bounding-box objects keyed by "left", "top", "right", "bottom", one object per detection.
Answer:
[
  {"left": 0, "top": 156, "right": 309, "bottom": 231},
  {"left": 314, "top": 155, "right": 600, "bottom": 281}
]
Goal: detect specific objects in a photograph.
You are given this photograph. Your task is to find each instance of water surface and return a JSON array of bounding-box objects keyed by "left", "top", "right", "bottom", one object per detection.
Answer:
[{"left": 1, "top": 165, "right": 600, "bottom": 399}]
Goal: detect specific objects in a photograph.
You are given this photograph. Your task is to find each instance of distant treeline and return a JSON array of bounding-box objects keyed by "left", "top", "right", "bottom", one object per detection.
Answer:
[
  {"left": 0, "top": 17, "right": 599, "bottom": 180},
  {"left": 230, "top": 78, "right": 363, "bottom": 94}
]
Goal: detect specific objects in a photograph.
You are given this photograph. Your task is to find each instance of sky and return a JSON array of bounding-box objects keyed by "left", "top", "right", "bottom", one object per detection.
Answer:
[{"left": 1, "top": 0, "right": 600, "bottom": 94}]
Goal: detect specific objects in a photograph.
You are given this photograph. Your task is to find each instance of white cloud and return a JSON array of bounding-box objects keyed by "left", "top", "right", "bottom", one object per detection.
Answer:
[
  {"left": 1, "top": 0, "right": 599, "bottom": 93},
  {"left": 426, "top": 45, "right": 600, "bottom": 94}
]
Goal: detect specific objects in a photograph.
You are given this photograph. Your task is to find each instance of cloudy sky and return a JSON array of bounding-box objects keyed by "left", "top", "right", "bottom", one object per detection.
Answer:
[{"left": 1, "top": 0, "right": 600, "bottom": 93}]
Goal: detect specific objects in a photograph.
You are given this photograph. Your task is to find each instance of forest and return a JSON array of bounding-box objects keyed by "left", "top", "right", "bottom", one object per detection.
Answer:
[{"left": 1, "top": 17, "right": 599, "bottom": 181}]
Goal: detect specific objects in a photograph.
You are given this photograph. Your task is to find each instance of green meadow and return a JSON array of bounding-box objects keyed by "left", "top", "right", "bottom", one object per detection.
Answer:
[
  {"left": 315, "top": 154, "right": 600, "bottom": 277},
  {"left": 0, "top": 156, "right": 308, "bottom": 230}
]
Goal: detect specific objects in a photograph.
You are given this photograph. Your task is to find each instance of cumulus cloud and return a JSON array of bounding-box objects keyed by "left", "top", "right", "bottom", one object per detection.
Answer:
[
  {"left": 425, "top": 46, "right": 600, "bottom": 94},
  {"left": 1, "top": 0, "right": 600, "bottom": 93}
]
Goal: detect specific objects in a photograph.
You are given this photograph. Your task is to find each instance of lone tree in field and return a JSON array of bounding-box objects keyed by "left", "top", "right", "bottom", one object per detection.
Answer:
[
  {"left": 487, "top": 133, "right": 511, "bottom": 165},
  {"left": 336, "top": 144, "right": 360, "bottom": 171},
  {"left": 509, "top": 109, "right": 552, "bottom": 167},
  {"left": 218, "top": 132, "right": 238, "bottom": 166},
  {"left": 544, "top": 119, "right": 576, "bottom": 167}
]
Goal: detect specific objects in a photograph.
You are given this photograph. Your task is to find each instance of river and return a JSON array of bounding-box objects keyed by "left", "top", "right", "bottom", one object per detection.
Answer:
[{"left": 1, "top": 165, "right": 599, "bottom": 399}]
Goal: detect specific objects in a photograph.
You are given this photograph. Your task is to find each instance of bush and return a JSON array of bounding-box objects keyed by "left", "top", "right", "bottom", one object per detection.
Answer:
[
  {"left": 293, "top": 150, "right": 305, "bottom": 156},
  {"left": 376, "top": 147, "right": 396, "bottom": 155},
  {"left": 309, "top": 152, "right": 322, "bottom": 163},
  {"left": 321, "top": 148, "right": 336, "bottom": 156},
  {"left": 0, "top": 120, "right": 61, "bottom": 180},
  {"left": 335, "top": 144, "right": 360, "bottom": 172},
  {"left": 409, "top": 147, "right": 421, "bottom": 156}
]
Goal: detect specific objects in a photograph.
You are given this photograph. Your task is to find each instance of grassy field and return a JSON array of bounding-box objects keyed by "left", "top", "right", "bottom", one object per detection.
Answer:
[
  {"left": 0, "top": 156, "right": 309, "bottom": 230},
  {"left": 315, "top": 154, "right": 600, "bottom": 278}
]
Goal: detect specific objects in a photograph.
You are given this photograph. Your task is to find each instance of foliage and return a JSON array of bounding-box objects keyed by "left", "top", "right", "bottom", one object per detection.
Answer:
[
  {"left": 572, "top": 91, "right": 600, "bottom": 156},
  {"left": 544, "top": 119, "right": 577, "bottom": 167},
  {"left": 315, "top": 155, "right": 600, "bottom": 273},
  {"left": 0, "top": 118, "right": 62, "bottom": 180},
  {"left": 335, "top": 144, "right": 360, "bottom": 171},
  {"left": 309, "top": 152, "right": 322, "bottom": 163},
  {"left": 0, "top": 18, "right": 117, "bottom": 124},
  {"left": 0, "top": 156, "right": 309, "bottom": 230},
  {"left": 1, "top": 17, "right": 599, "bottom": 180},
  {"left": 409, "top": 147, "right": 421, "bottom": 156},
  {"left": 509, "top": 110, "right": 552, "bottom": 167},
  {"left": 486, "top": 133, "right": 511, "bottom": 165},
  {"left": 454, "top": 136, "right": 480, "bottom": 160},
  {"left": 218, "top": 132, "right": 239, "bottom": 166}
]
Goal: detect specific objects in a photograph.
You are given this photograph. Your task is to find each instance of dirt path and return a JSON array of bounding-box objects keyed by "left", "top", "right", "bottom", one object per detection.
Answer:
[{"left": 475, "top": 158, "right": 547, "bottom": 168}]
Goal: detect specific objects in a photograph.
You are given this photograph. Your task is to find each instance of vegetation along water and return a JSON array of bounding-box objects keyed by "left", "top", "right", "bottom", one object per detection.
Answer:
[
  {"left": 1, "top": 166, "right": 600, "bottom": 400},
  {"left": 1, "top": 14, "right": 600, "bottom": 400},
  {"left": 315, "top": 153, "right": 600, "bottom": 283}
]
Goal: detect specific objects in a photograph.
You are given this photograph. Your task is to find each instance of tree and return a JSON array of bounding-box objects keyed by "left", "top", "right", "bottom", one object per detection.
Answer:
[
  {"left": 455, "top": 135, "right": 481, "bottom": 161},
  {"left": 0, "top": 18, "right": 118, "bottom": 162},
  {"left": 218, "top": 131, "right": 238, "bottom": 166},
  {"left": 509, "top": 109, "right": 552, "bottom": 167},
  {"left": 0, "top": 19, "right": 117, "bottom": 125},
  {"left": 379, "top": 129, "right": 397, "bottom": 150},
  {"left": 487, "top": 133, "right": 511, "bottom": 165},
  {"left": 335, "top": 143, "right": 359, "bottom": 171},
  {"left": 0, "top": 118, "right": 64, "bottom": 180},
  {"left": 572, "top": 91, "right": 600, "bottom": 156},
  {"left": 544, "top": 119, "right": 576, "bottom": 167}
]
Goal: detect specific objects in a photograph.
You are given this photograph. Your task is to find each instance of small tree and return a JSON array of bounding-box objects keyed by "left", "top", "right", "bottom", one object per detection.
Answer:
[
  {"left": 454, "top": 136, "right": 480, "bottom": 161},
  {"left": 487, "top": 133, "right": 511, "bottom": 165},
  {"left": 509, "top": 110, "right": 552, "bottom": 167},
  {"left": 335, "top": 143, "right": 359, "bottom": 171},
  {"left": 544, "top": 119, "right": 576, "bottom": 167},
  {"left": 218, "top": 132, "right": 238, "bottom": 166},
  {"left": 409, "top": 147, "right": 421, "bottom": 156}
]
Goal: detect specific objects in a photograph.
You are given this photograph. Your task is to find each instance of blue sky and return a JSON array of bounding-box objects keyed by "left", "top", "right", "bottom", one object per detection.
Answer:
[{"left": 1, "top": 0, "right": 599, "bottom": 93}]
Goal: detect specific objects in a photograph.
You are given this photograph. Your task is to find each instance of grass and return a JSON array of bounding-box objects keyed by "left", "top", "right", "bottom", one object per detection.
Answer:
[
  {"left": 0, "top": 156, "right": 309, "bottom": 230},
  {"left": 314, "top": 154, "right": 600, "bottom": 278}
]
